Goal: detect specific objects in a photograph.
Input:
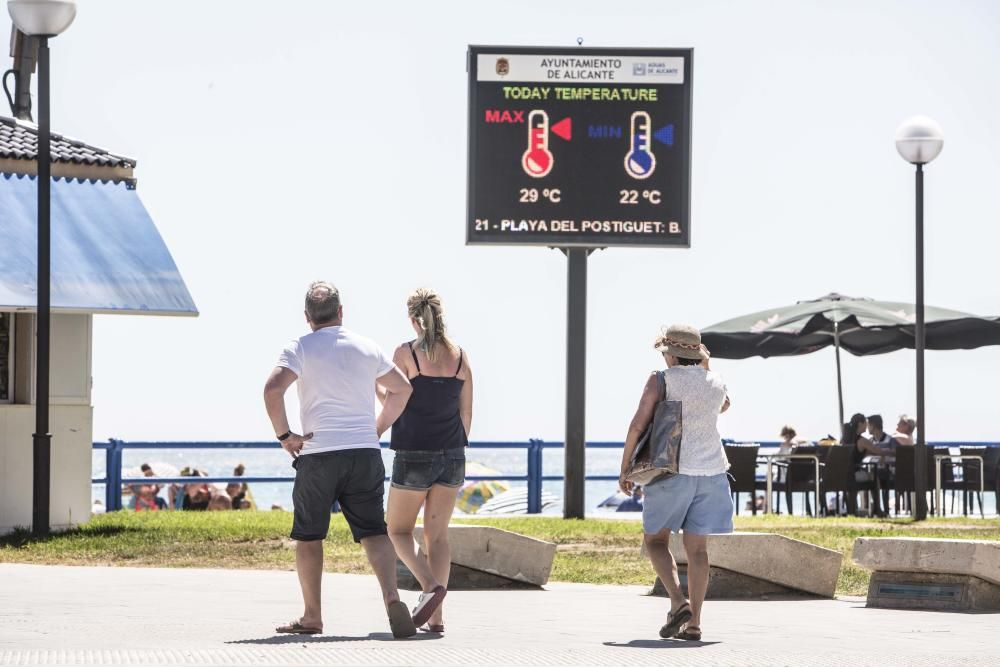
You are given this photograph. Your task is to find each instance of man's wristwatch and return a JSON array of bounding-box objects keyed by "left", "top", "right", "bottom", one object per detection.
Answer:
[{"left": 277, "top": 431, "right": 292, "bottom": 441}]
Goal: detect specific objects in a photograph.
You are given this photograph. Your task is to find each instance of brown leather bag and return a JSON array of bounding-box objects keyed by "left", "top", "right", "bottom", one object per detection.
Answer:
[{"left": 625, "top": 371, "right": 682, "bottom": 486}]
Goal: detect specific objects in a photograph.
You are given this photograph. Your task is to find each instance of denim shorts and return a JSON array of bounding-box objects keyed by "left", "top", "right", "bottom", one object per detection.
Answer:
[
  {"left": 642, "top": 472, "right": 735, "bottom": 535},
  {"left": 391, "top": 448, "right": 466, "bottom": 491}
]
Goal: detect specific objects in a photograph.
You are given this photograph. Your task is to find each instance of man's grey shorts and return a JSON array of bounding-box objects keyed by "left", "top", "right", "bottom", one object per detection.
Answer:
[
  {"left": 291, "top": 448, "right": 387, "bottom": 543},
  {"left": 642, "top": 472, "right": 735, "bottom": 535}
]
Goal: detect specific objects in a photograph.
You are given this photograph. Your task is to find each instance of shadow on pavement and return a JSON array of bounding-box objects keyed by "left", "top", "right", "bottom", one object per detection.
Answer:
[
  {"left": 604, "top": 639, "right": 720, "bottom": 649},
  {"left": 228, "top": 632, "right": 442, "bottom": 644}
]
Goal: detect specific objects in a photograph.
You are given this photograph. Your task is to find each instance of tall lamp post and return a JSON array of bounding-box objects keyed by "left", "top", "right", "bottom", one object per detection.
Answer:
[
  {"left": 6, "top": 0, "right": 77, "bottom": 536},
  {"left": 895, "top": 115, "right": 944, "bottom": 521}
]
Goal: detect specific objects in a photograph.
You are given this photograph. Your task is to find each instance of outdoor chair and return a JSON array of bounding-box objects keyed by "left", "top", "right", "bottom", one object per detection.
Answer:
[
  {"left": 723, "top": 443, "right": 760, "bottom": 515},
  {"left": 818, "top": 445, "right": 854, "bottom": 516},
  {"left": 982, "top": 447, "right": 1000, "bottom": 513},
  {"left": 894, "top": 446, "right": 943, "bottom": 516},
  {"left": 773, "top": 445, "right": 819, "bottom": 516},
  {"left": 959, "top": 446, "right": 988, "bottom": 518},
  {"left": 934, "top": 447, "right": 962, "bottom": 515}
]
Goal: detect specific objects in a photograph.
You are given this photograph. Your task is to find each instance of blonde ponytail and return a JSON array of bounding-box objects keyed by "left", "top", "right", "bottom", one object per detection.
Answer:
[{"left": 407, "top": 288, "right": 455, "bottom": 363}]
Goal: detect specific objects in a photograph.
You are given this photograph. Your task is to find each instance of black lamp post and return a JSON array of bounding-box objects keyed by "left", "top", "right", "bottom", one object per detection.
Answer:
[
  {"left": 895, "top": 115, "right": 944, "bottom": 521},
  {"left": 7, "top": 0, "right": 77, "bottom": 536}
]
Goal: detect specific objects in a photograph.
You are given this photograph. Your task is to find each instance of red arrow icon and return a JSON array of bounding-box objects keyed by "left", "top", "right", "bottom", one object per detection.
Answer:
[{"left": 551, "top": 117, "right": 572, "bottom": 141}]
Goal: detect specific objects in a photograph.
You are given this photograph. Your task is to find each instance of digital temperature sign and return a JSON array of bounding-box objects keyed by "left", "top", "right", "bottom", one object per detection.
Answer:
[{"left": 467, "top": 46, "right": 693, "bottom": 248}]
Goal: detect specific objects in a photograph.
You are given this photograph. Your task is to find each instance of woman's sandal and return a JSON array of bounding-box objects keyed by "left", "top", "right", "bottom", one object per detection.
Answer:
[
  {"left": 674, "top": 624, "right": 702, "bottom": 641},
  {"left": 658, "top": 602, "right": 692, "bottom": 639},
  {"left": 275, "top": 620, "right": 322, "bottom": 635}
]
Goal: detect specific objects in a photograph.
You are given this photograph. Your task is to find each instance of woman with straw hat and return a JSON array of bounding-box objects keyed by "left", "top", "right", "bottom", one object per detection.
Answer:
[{"left": 619, "top": 323, "right": 733, "bottom": 642}]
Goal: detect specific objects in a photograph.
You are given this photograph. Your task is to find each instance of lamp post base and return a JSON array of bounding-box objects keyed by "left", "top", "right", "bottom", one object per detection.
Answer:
[{"left": 32, "top": 432, "right": 51, "bottom": 536}]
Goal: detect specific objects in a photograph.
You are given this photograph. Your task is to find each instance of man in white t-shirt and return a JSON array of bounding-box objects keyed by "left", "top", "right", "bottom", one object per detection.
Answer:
[{"left": 263, "top": 281, "right": 416, "bottom": 638}]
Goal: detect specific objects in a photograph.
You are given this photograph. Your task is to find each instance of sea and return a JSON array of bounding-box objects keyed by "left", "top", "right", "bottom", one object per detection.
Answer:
[{"left": 91, "top": 445, "right": 998, "bottom": 517}]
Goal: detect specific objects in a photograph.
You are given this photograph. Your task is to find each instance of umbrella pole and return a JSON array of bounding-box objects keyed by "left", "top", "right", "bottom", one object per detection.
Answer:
[{"left": 834, "top": 321, "right": 844, "bottom": 433}]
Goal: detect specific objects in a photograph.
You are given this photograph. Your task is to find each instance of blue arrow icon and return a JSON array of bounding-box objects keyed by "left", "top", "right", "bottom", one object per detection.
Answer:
[{"left": 654, "top": 124, "right": 674, "bottom": 147}]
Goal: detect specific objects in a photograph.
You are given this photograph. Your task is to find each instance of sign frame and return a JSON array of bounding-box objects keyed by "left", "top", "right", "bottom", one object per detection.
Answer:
[{"left": 466, "top": 44, "right": 694, "bottom": 249}]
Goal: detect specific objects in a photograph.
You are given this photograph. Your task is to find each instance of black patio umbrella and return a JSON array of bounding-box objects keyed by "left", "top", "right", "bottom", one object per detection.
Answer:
[{"left": 700, "top": 293, "right": 1000, "bottom": 429}]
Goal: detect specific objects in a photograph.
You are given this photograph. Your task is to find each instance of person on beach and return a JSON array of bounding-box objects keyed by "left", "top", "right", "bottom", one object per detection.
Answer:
[
  {"left": 263, "top": 281, "right": 418, "bottom": 638},
  {"left": 618, "top": 324, "right": 732, "bottom": 642},
  {"left": 384, "top": 288, "right": 473, "bottom": 634}
]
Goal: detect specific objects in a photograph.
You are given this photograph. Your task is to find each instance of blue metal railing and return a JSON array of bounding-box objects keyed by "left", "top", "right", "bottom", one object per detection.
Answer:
[
  {"left": 92, "top": 439, "right": 628, "bottom": 513},
  {"left": 93, "top": 439, "right": 1000, "bottom": 514}
]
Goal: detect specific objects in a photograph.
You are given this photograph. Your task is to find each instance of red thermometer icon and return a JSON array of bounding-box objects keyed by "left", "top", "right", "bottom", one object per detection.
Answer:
[{"left": 522, "top": 110, "right": 554, "bottom": 178}]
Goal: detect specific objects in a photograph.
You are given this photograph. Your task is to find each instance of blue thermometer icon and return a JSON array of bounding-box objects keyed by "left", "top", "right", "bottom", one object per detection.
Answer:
[{"left": 624, "top": 111, "right": 656, "bottom": 179}]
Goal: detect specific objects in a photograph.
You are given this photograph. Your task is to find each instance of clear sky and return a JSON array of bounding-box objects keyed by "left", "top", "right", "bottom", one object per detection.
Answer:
[{"left": 8, "top": 0, "right": 998, "bottom": 444}]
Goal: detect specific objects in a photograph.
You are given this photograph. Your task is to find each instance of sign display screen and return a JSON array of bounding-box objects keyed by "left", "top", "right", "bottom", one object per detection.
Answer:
[{"left": 467, "top": 46, "right": 693, "bottom": 248}]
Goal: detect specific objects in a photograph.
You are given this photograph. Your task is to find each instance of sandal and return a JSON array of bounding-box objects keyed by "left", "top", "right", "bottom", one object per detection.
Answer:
[
  {"left": 275, "top": 620, "right": 322, "bottom": 635},
  {"left": 419, "top": 624, "right": 445, "bottom": 633},
  {"left": 675, "top": 624, "right": 702, "bottom": 641},
  {"left": 658, "top": 602, "right": 692, "bottom": 639},
  {"left": 387, "top": 600, "right": 417, "bottom": 639},
  {"left": 411, "top": 585, "right": 447, "bottom": 627}
]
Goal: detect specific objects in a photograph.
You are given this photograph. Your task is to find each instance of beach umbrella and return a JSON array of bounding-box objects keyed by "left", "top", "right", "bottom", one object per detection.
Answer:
[
  {"left": 455, "top": 461, "right": 509, "bottom": 514},
  {"left": 701, "top": 293, "right": 1000, "bottom": 428}
]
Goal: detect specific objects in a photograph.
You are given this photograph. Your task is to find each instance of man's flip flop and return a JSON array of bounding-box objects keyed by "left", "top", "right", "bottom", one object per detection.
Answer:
[
  {"left": 659, "top": 602, "right": 692, "bottom": 639},
  {"left": 275, "top": 620, "right": 321, "bottom": 635},
  {"left": 411, "top": 585, "right": 447, "bottom": 627},
  {"left": 387, "top": 600, "right": 417, "bottom": 639}
]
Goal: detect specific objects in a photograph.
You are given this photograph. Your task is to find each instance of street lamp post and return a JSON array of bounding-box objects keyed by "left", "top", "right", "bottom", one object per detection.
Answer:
[
  {"left": 895, "top": 115, "right": 944, "bottom": 521},
  {"left": 6, "top": 0, "right": 76, "bottom": 536}
]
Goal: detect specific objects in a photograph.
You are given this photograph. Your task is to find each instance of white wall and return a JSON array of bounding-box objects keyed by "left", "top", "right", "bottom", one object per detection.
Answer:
[
  {"left": 0, "top": 313, "right": 94, "bottom": 534},
  {"left": 0, "top": 405, "right": 94, "bottom": 533}
]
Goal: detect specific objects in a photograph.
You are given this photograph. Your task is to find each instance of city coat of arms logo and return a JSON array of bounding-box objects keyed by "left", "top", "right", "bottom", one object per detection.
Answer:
[{"left": 496, "top": 57, "right": 510, "bottom": 76}]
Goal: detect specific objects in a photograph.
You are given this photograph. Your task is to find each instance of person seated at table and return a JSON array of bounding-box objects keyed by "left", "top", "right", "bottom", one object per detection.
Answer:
[
  {"left": 843, "top": 413, "right": 888, "bottom": 516},
  {"left": 893, "top": 414, "right": 916, "bottom": 446},
  {"left": 867, "top": 415, "right": 895, "bottom": 453},
  {"left": 778, "top": 425, "right": 799, "bottom": 455},
  {"left": 867, "top": 414, "right": 896, "bottom": 513}
]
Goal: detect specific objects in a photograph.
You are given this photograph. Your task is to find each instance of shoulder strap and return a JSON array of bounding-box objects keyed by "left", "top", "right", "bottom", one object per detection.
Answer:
[
  {"left": 656, "top": 370, "right": 666, "bottom": 400},
  {"left": 455, "top": 348, "right": 464, "bottom": 377},
  {"left": 408, "top": 342, "right": 421, "bottom": 374}
]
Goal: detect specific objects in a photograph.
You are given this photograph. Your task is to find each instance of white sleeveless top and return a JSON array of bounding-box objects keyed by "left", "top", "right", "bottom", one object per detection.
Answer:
[{"left": 661, "top": 366, "right": 730, "bottom": 476}]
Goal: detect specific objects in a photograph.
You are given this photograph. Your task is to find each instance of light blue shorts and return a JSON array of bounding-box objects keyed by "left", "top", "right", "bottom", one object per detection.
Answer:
[{"left": 642, "top": 472, "right": 735, "bottom": 535}]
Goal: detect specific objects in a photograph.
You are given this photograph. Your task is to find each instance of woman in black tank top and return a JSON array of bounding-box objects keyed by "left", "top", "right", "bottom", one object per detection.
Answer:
[
  {"left": 383, "top": 289, "right": 473, "bottom": 633},
  {"left": 842, "top": 413, "right": 888, "bottom": 516}
]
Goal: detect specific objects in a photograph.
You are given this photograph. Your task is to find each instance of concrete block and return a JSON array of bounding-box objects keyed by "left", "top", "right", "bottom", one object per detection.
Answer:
[
  {"left": 853, "top": 538, "right": 1000, "bottom": 611},
  {"left": 651, "top": 565, "right": 816, "bottom": 599},
  {"left": 409, "top": 524, "right": 556, "bottom": 587},
  {"left": 397, "top": 561, "right": 539, "bottom": 591},
  {"left": 865, "top": 571, "right": 1000, "bottom": 612},
  {"left": 655, "top": 532, "right": 841, "bottom": 598},
  {"left": 853, "top": 538, "right": 1000, "bottom": 587}
]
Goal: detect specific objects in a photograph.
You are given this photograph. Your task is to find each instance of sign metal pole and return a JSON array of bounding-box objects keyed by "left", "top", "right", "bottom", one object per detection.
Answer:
[{"left": 564, "top": 247, "right": 588, "bottom": 519}]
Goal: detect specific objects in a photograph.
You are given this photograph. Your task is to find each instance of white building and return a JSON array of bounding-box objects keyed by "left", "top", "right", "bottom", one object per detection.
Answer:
[{"left": 0, "top": 115, "right": 196, "bottom": 534}]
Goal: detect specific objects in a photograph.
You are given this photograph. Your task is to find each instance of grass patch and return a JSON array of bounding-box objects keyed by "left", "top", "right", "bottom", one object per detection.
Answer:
[{"left": 2, "top": 511, "right": 997, "bottom": 596}]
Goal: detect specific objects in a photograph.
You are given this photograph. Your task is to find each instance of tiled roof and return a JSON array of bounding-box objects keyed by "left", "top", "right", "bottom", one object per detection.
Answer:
[{"left": 0, "top": 115, "right": 135, "bottom": 168}]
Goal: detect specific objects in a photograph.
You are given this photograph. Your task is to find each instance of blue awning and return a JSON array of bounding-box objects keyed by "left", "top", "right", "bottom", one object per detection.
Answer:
[{"left": 0, "top": 173, "right": 197, "bottom": 315}]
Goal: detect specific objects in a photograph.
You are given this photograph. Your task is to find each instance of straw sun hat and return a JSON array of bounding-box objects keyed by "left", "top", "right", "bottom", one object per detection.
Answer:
[{"left": 654, "top": 323, "right": 709, "bottom": 360}]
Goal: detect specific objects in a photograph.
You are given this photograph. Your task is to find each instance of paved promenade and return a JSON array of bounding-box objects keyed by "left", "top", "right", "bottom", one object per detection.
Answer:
[{"left": 0, "top": 564, "right": 994, "bottom": 665}]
